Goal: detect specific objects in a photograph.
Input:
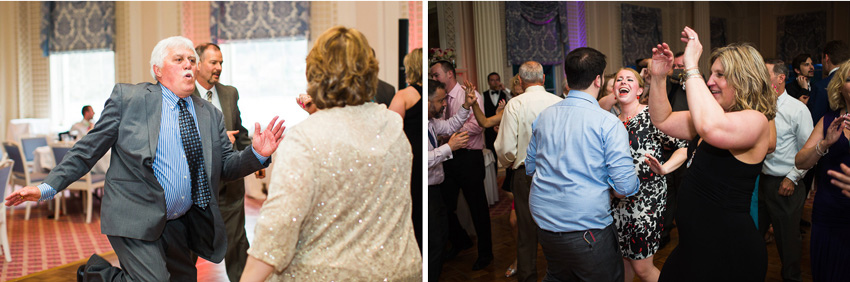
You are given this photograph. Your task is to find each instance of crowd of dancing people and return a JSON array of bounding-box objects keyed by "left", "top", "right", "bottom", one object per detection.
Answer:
[{"left": 429, "top": 26, "right": 850, "bottom": 282}]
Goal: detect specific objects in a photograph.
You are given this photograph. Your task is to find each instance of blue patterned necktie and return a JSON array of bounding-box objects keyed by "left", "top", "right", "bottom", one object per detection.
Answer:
[{"left": 177, "top": 99, "right": 211, "bottom": 209}]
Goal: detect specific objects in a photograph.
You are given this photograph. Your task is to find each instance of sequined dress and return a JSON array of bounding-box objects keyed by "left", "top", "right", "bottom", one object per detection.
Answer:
[{"left": 248, "top": 103, "right": 422, "bottom": 281}]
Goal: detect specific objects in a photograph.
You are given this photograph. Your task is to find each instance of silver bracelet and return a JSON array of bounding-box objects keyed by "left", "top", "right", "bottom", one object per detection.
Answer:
[{"left": 815, "top": 141, "right": 829, "bottom": 156}]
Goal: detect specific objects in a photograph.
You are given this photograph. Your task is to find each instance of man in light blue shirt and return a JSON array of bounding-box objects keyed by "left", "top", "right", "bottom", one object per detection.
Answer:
[{"left": 526, "top": 47, "right": 639, "bottom": 281}]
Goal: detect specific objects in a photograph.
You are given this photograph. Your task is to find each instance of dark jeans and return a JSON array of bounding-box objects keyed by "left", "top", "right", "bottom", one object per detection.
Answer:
[
  {"left": 513, "top": 167, "right": 540, "bottom": 282},
  {"left": 538, "top": 224, "right": 623, "bottom": 282},
  {"left": 428, "top": 184, "right": 448, "bottom": 282},
  {"left": 441, "top": 149, "right": 493, "bottom": 259},
  {"left": 758, "top": 174, "right": 805, "bottom": 282}
]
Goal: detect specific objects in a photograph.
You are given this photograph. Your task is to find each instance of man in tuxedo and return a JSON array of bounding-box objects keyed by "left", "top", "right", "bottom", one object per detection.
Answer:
[
  {"left": 809, "top": 40, "right": 849, "bottom": 124},
  {"left": 191, "top": 42, "right": 254, "bottom": 282},
  {"left": 482, "top": 72, "right": 509, "bottom": 153},
  {"left": 5, "top": 36, "right": 285, "bottom": 281},
  {"left": 787, "top": 53, "right": 815, "bottom": 103}
]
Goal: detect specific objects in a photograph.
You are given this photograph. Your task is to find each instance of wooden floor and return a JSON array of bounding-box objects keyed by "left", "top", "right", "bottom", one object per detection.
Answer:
[
  {"left": 439, "top": 192, "right": 815, "bottom": 282},
  {"left": 10, "top": 197, "right": 266, "bottom": 282}
]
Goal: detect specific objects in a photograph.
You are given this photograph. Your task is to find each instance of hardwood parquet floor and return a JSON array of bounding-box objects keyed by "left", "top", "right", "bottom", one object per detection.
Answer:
[{"left": 439, "top": 181, "right": 815, "bottom": 282}]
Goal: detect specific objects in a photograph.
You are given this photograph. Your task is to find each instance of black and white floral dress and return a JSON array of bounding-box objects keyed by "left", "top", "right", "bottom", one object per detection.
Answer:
[{"left": 611, "top": 106, "right": 687, "bottom": 260}]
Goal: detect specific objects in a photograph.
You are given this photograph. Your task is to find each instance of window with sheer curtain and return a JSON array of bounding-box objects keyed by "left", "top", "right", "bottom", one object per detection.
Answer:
[
  {"left": 48, "top": 51, "right": 115, "bottom": 134},
  {"left": 217, "top": 38, "right": 309, "bottom": 135}
]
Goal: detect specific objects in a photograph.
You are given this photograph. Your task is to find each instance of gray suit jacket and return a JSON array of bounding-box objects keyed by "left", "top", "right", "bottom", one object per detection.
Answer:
[{"left": 43, "top": 82, "right": 268, "bottom": 262}]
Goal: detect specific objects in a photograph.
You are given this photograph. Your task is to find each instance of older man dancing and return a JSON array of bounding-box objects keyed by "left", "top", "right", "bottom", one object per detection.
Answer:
[{"left": 5, "top": 36, "right": 285, "bottom": 281}]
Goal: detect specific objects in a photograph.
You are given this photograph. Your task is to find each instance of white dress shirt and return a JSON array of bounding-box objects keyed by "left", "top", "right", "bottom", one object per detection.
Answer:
[
  {"left": 762, "top": 90, "right": 814, "bottom": 183},
  {"left": 494, "top": 85, "right": 563, "bottom": 169},
  {"left": 195, "top": 81, "right": 223, "bottom": 111},
  {"left": 428, "top": 106, "right": 470, "bottom": 185}
]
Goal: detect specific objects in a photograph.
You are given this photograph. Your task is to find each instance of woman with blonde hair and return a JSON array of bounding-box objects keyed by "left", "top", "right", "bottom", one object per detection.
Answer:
[
  {"left": 649, "top": 27, "right": 775, "bottom": 281},
  {"left": 610, "top": 67, "right": 688, "bottom": 282},
  {"left": 389, "top": 47, "right": 424, "bottom": 250},
  {"left": 795, "top": 60, "right": 850, "bottom": 281},
  {"left": 242, "top": 26, "right": 422, "bottom": 281}
]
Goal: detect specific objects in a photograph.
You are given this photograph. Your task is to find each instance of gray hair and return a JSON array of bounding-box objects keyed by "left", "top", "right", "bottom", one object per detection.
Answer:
[
  {"left": 764, "top": 59, "right": 788, "bottom": 77},
  {"left": 518, "top": 61, "right": 544, "bottom": 84},
  {"left": 149, "top": 36, "right": 198, "bottom": 80}
]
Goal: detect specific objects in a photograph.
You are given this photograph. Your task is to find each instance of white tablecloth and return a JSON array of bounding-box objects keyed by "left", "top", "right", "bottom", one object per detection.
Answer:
[
  {"left": 34, "top": 145, "right": 110, "bottom": 174},
  {"left": 483, "top": 148, "right": 498, "bottom": 205},
  {"left": 6, "top": 118, "right": 51, "bottom": 142}
]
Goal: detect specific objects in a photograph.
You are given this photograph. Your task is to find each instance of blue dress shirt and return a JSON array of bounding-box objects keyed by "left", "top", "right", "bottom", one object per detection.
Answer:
[
  {"left": 39, "top": 84, "right": 267, "bottom": 220},
  {"left": 525, "top": 90, "right": 640, "bottom": 232}
]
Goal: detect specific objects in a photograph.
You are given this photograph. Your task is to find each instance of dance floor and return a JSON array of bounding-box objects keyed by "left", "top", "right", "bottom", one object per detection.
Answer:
[
  {"left": 439, "top": 173, "right": 815, "bottom": 282},
  {"left": 1, "top": 188, "right": 263, "bottom": 281}
]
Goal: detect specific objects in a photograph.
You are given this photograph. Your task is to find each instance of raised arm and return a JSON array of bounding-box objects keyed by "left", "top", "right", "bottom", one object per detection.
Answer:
[
  {"left": 796, "top": 116, "right": 848, "bottom": 169},
  {"left": 648, "top": 42, "right": 697, "bottom": 140},
  {"left": 679, "top": 26, "right": 768, "bottom": 151},
  {"left": 470, "top": 99, "right": 504, "bottom": 128}
]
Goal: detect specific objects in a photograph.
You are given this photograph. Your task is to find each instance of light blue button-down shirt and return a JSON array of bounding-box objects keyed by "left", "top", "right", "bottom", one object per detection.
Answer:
[
  {"left": 526, "top": 90, "right": 640, "bottom": 233},
  {"left": 39, "top": 84, "right": 267, "bottom": 220}
]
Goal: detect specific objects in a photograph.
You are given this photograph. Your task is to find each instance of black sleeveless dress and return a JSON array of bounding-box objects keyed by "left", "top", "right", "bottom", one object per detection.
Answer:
[
  {"left": 658, "top": 139, "right": 767, "bottom": 281},
  {"left": 403, "top": 84, "right": 423, "bottom": 251}
]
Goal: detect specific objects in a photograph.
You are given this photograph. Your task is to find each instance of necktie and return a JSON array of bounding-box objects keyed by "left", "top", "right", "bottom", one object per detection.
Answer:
[
  {"left": 428, "top": 128, "right": 438, "bottom": 148},
  {"left": 177, "top": 99, "right": 211, "bottom": 209},
  {"left": 205, "top": 90, "right": 213, "bottom": 102}
]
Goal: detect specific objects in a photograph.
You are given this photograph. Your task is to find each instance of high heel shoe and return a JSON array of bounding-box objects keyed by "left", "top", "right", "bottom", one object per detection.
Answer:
[{"left": 505, "top": 266, "right": 517, "bottom": 277}]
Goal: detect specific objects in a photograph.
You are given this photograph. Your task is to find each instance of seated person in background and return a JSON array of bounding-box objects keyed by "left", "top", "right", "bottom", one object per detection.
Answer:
[{"left": 70, "top": 105, "right": 95, "bottom": 138}]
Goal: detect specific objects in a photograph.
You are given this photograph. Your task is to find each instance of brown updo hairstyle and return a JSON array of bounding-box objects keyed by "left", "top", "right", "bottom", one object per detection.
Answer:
[{"left": 306, "top": 26, "right": 379, "bottom": 109}]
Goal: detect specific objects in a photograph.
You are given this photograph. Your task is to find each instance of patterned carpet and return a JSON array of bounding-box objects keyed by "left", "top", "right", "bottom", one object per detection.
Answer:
[{"left": 1, "top": 190, "right": 112, "bottom": 281}]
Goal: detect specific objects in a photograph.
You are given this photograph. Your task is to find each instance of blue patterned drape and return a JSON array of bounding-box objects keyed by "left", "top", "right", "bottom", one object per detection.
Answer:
[
  {"left": 210, "top": 1, "right": 310, "bottom": 44},
  {"left": 506, "top": 1, "right": 570, "bottom": 65},
  {"left": 777, "top": 11, "right": 826, "bottom": 63},
  {"left": 40, "top": 1, "right": 115, "bottom": 56},
  {"left": 710, "top": 17, "right": 727, "bottom": 51},
  {"left": 620, "top": 4, "right": 661, "bottom": 67}
]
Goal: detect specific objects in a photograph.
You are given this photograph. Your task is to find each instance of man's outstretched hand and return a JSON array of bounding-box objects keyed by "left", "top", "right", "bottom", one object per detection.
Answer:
[
  {"left": 252, "top": 116, "right": 286, "bottom": 157},
  {"left": 5, "top": 186, "right": 41, "bottom": 206}
]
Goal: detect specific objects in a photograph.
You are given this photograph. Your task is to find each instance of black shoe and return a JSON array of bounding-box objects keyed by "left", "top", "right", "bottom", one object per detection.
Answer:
[
  {"left": 472, "top": 256, "right": 493, "bottom": 270},
  {"left": 77, "top": 265, "right": 85, "bottom": 282},
  {"left": 444, "top": 241, "right": 473, "bottom": 261}
]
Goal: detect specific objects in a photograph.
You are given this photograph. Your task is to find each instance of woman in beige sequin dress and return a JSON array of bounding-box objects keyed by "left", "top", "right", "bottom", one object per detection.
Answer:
[{"left": 241, "top": 26, "right": 422, "bottom": 281}]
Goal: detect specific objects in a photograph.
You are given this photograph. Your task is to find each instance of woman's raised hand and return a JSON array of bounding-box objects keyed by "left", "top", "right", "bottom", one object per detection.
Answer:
[
  {"left": 650, "top": 43, "right": 674, "bottom": 78},
  {"left": 680, "top": 26, "right": 703, "bottom": 70}
]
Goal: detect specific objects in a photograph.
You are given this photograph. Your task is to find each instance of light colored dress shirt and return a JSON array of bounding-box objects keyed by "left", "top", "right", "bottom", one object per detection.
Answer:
[
  {"left": 195, "top": 80, "right": 223, "bottom": 111},
  {"left": 40, "top": 85, "right": 267, "bottom": 220},
  {"left": 443, "top": 82, "right": 484, "bottom": 150},
  {"left": 70, "top": 119, "right": 92, "bottom": 137},
  {"left": 762, "top": 91, "right": 813, "bottom": 183},
  {"left": 248, "top": 103, "right": 421, "bottom": 281},
  {"left": 495, "top": 85, "right": 562, "bottom": 169},
  {"left": 526, "top": 90, "right": 640, "bottom": 232},
  {"left": 428, "top": 106, "right": 470, "bottom": 185}
]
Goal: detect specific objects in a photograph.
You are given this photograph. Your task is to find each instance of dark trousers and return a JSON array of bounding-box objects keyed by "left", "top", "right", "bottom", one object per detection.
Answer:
[
  {"left": 758, "top": 174, "right": 805, "bottom": 282},
  {"left": 220, "top": 179, "right": 250, "bottom": 282},
  {"left": 428, "top": 184, "right": 448, "bottom": 282},
  {"left": 538, "top": 224, "right": 623, "bottom": 282},
  {"left": 82, "top": 214, "right": 197, "bottom": 281},
  {"left": 190, "top": 180, "right": 249, "bottom": 282},
  {"left": 513, "top": 167, "right": 540, "bottom": 282},
  {"left": 441, "top": 149, "right": 493, "bottom": 258}
]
